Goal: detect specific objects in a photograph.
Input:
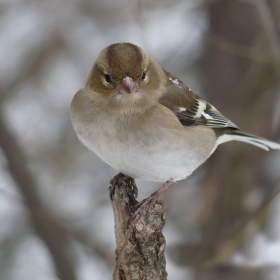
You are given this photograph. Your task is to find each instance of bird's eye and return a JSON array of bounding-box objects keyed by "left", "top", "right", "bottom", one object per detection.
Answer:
[
  {"left": 141, "top": 72, "right": 146, "bottom": 80},
  {"left": 105, "top": 74, "right": 112, "bottom": 83}
]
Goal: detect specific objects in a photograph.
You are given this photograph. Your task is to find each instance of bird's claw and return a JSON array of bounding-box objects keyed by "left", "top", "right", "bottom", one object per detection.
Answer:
[
  {"left": 129, "top": 191, "right": 162, "bottom": 224},
  {"left": 109, "top": 173, "right": 138, "bottom": 200}
]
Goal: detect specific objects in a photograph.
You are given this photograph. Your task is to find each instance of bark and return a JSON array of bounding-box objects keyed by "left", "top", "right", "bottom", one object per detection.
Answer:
[{"left": 110, "top": 179, "right": 167, "bottom": 280}]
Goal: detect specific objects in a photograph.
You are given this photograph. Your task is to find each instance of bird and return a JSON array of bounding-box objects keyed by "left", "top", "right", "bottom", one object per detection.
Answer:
[{"left": 70, "top": 42, "right": 280, "bottom": 211}]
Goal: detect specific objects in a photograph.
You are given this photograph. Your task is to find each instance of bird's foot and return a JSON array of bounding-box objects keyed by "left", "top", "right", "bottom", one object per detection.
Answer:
[
  {"left": 130, "top": 180, "right": 172, "bottom": 221},
  {"left": 131, "top": 193, "right": 162, "bottom": 220},
  {"left": 109, "top": 173, "right": 138, "bottom": 200}
]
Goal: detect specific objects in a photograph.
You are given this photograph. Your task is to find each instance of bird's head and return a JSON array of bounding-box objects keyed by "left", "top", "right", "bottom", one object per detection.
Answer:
[{"left": 85, "top": 43, "right": 166, "bottom": 114}]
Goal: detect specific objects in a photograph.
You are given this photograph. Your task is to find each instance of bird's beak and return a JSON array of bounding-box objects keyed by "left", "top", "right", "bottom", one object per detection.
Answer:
[{"left": 120, "top": 76, "right": 136, "bottom": 94}]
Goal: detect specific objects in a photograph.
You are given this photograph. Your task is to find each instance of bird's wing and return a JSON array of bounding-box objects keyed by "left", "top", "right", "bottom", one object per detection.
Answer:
[
  {"left": 159, "top": 70, "right": 238, "bottom": 129},
  {"left": 159, "top": 70, "right": 280, "bottom": 151}
]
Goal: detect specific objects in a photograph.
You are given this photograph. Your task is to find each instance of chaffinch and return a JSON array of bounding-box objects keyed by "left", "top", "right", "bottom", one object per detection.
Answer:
[{"left": 71, "top": 42, "right": 280, "bottom": 205}]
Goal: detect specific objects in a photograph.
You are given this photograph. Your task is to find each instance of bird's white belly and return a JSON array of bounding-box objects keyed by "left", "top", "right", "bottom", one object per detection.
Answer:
[{"left": 75, "top": 122, "right": 214, "bottom": 182}]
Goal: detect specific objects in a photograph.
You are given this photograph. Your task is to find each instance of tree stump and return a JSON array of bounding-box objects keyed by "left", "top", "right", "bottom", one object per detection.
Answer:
[{"left": 110, "top": 178, "right": 167, "bottom": 280}]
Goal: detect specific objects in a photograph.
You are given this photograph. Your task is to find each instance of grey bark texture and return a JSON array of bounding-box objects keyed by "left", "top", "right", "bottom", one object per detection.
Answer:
[{"left": 110, "top": 179, "right": 167, "bottom": 280}]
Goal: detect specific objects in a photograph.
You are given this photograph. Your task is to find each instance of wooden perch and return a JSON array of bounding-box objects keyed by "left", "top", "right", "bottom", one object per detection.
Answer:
[{"left": 110, "top": 177, "right": 168, "bottom": 280}]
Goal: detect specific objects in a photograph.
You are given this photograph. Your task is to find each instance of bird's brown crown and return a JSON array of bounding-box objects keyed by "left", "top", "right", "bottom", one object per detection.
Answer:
[
  {"left": 105, "top": 43, "right": 148, "bottom": 79},
  {"left": 94, "top": 43, "right": 149, "bottom": 83}
]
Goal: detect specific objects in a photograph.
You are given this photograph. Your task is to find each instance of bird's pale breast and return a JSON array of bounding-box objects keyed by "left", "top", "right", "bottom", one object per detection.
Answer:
[{"left": 71, "top": 105, "right": 217, "bottom": 182}]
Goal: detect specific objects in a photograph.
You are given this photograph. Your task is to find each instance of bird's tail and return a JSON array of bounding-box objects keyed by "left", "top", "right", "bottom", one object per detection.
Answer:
[{"left": 217, "top": 130, "right": 280, "bottom": 151}]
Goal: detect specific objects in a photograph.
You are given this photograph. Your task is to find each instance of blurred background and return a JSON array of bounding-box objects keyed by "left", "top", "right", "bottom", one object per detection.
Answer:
[{"left": 0, "top": 0, "right": 280, "bottom": 279}]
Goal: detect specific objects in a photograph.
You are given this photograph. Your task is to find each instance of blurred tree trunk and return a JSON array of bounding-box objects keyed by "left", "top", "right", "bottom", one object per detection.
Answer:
[
  {"left": 170, "top": 0, "right": 280, "bottom": 279},
  {"left": 0, "top": 109, "right": 77, "bottom": 280},
  {"left": 197, "top": 0, "right": 280, "bottom": 275}
]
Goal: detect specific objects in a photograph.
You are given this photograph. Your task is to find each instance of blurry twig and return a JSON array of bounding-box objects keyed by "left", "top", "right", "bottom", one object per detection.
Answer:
[
  {"left": 253, "top": 0, "right": 280, "bottom": 129},
  {"left": 0, "top": 187, "right": 114, "bottom": 267},
  {"left": 208, "top": 33, "right": 272, "bottom": 62},
  {"left": 255, "top": 0, "right": 280, "bottom": 60},
  {"left": 240, "top": 0, "right": 280, "bottom": 73},
  {"left": 0, "top": 31, "right": 67, "bottom": 103},
  {"left": 206, "top": 185, "right": 280, "bottom": 266},
  {"left": 132, "top": 0, "right": 151, "bottom": 52}
]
